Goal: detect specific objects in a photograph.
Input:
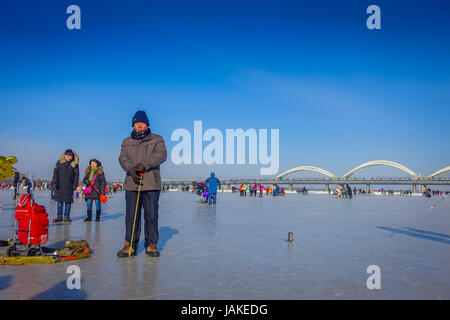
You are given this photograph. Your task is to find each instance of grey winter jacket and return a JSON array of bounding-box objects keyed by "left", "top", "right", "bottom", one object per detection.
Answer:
[{"left": 119, "top": 133, "right": 167, "bottom": 191}]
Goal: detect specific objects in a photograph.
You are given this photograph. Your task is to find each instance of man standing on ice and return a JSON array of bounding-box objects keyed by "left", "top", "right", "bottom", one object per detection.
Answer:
[
  {"left": 205, "top": 172, "right": 221, "bottom": 205},
  {"left": 117, "top": 110, "right": 167, "bottom": 258}
]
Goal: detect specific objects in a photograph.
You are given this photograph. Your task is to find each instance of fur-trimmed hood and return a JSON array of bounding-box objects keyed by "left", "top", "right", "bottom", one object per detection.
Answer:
[
  {"left": 59, "top": 152, "right": 79, "bottom": 168},
  {"left": 85, "top": 166, "right": 104, "bottom": 175}
]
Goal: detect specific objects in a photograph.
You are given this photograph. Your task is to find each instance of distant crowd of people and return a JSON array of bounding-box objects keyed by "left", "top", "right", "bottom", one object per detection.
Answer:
[
  {"left": 232, "top": 183, "right": 286, "bottom": 197},
  {"left": 178, "top": 182, "right": 450, "bottom": 199},
  {"left": 424, "top": 189, "right": 448, "bottom": 197},
  {"left": 334, "top": 184, "right": 354, "bottom": 198},
  {"left": 297, "top": 187, "right": 308, "bottom": 195}
]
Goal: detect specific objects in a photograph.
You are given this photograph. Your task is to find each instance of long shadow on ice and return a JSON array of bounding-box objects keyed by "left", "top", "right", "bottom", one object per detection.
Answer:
[
  {"left": 0, "top": 275, "right": 14, "bottom": 290},
  {"left": 404, "top": 227, "right": 450, "bottom": 239},
  {"left": 158, "top": 226, "right": 179, "bottom": 251},
  {"left": 30, "top": 279, "right": 87, "bottom": 300},
  {"left": 135, "top": 226, "right": 179, "bottom": 255},
  {"left": 377, "top": 226, "right": 450, "bottom": 245}
]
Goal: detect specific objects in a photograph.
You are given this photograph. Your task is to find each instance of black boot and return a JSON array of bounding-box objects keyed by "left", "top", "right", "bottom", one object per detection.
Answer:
[
  {"left": 95, "top": 210, "right": 101, "bottom": 222},
  {"left": 53, "top": 216, "right": 63, "bottom": 223},
  {"left": 84, "top": 210, "right": 92, "bottom": 222}
]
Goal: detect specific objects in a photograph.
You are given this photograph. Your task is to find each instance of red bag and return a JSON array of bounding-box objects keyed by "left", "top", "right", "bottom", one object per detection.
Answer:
[
  {"left": 15, "top": 194, "right": 49, "bottom": 245},
  {"left": 99, "top": 193, "right": 107, "bottom": 203}
]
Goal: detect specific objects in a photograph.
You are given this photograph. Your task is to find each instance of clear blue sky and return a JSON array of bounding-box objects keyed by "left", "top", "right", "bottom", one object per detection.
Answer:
[{"left": 1, "top": 0, "right": 449, "bottom": 180}]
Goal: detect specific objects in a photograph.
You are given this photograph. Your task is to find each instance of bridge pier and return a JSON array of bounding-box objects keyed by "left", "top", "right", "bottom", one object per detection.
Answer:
[
  {"left": 325, "top": 184, "right": 329, "bottom": 192},
  {"left": 366, "top": 184, "right": 371, "bottom": 193},
  {"left": 420, "top": 185, "right": 427, "bottom": 193},
  {"left": 412, "top": 184, "right": 416, "bottom": 193},
  {"left": 289, "top": 184, "right": 293, "bottom": 192}
]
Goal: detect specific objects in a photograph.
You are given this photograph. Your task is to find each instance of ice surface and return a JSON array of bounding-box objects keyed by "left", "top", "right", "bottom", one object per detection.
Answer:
[{"left": 0, "top": 190, "right": 449, "bottom": 300}]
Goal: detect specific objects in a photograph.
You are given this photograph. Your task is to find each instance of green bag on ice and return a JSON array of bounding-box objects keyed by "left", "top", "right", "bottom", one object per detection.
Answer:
[{"left": 56, "top": 240, "right": 90, "bottom": 259}]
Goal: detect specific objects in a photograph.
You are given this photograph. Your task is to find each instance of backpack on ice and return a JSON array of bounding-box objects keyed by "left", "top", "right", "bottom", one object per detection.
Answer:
[
  {"left": 56, "top": 240, "right": 90, "bottom": 259},
  {"left": 15, "top": 194, "right": 49, "bottom": 245}
]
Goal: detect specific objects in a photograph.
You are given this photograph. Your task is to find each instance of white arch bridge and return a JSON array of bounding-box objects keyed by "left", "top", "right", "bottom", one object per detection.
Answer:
[
  {"left": 162, "top": 161, "right": 450, "bottom": 193},
  {"left": 271, "top": 161, "right": 450, "bottom": 192}
]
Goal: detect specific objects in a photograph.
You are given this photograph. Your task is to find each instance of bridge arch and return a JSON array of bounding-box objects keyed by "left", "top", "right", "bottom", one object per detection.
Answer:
[
  {"left": 343, "top": 160, "right": 418, "bottom": 179},
  {"left": 276, "top": 166, "right": 337, "bottom": 180},
  {"left": 429, "top": 166, "right": 450, "bottom": 179}
]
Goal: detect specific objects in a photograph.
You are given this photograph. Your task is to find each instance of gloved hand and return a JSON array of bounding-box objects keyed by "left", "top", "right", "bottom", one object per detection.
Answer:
[
  {"left": 129, "top": 163, "right": 145, "bottom": 185},
  {"left": 135, "top": 163, "right": 145, "bottom": 176}
]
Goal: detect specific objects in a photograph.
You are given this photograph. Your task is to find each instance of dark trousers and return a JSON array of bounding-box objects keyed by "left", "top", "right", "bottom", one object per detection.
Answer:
[
  {"left": 125, "top": 190, "right": 160, "bottom": 250},
  {"left": 208, "top": 193, "right": 217, "bottom": 205}
]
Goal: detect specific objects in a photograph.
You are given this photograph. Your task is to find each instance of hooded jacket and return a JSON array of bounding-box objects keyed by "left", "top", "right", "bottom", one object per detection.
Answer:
[
  {"left": 205, "top": 172, "right": 221, "bottom": 194},
  {"left": 51, "top": 152, "right": 80, "bottom": 203},
  {"left": 119, "top": 133, "right": 167, "bottom": 191},
  {"left": 82, "top": 166, "right": 107, "bottom": 200}
]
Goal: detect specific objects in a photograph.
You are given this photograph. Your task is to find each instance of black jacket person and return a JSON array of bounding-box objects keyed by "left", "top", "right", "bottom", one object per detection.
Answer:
[
  {"left": 51, "top": 149, "right": 79, "bottom": 223},
  {"left": 117, "top": 110, "right": 167, "bottom": 258}
]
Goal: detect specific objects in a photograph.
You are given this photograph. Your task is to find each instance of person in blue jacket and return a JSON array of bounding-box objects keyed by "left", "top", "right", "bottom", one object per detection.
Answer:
[{"left": 205, "top": 172, "right": 221, "bottom": 205}]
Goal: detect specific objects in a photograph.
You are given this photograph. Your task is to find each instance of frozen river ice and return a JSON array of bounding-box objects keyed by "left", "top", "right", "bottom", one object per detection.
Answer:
[{"left": 0, "top": 190, "right": 449, "bottom": 300}]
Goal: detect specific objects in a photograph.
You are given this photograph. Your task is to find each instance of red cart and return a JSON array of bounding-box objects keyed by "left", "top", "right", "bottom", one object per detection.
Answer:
[{"left": 7, "top": 194, "right": 49, "bottom": 257}]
